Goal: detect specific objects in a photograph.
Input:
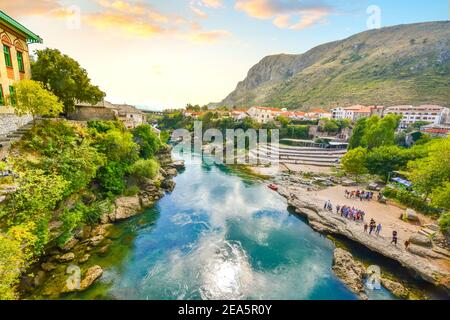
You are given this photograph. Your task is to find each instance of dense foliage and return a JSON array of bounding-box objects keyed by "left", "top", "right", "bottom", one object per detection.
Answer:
[
  {"left": 0, "top": 120, "right": 164, "bottom": 299},
  {"left": 11, "top": 80, "right": 63, "bottom": 117},
  {"left": 31, "top": 48, "right": 105, "bottom": 113},
  {"left": 342, "top": 115, "right": 449, "bottom": 231}
]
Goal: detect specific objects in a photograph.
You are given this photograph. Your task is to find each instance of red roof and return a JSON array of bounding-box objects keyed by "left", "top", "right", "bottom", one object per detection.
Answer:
[
  {"left": 310, "top": 108, "right": 329, "bottom": 114},
  {"left": 252, "top": 106, "right": 281, "bottom": 112},
  {"left": 423, "top": 129, "right": 450, "bottom": 134}
]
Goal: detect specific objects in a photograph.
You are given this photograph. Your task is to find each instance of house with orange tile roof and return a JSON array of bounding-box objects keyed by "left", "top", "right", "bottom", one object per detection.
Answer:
[
  {"left": 248, "top": 106, "right": 282, "bottom": 123},
  {"left": 331, "top": 105, "right": 383, "bottom": 122},
  {"left": 230, "top": 109, "right": 249, "bottom": 121},
  {"left": 306, "top": 108, "right": 332, "bottom": 120}
]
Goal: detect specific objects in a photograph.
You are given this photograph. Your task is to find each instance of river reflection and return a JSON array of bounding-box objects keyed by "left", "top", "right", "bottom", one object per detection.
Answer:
[{"left": 75, "top": 153, "right": 393, "bottom": 300}]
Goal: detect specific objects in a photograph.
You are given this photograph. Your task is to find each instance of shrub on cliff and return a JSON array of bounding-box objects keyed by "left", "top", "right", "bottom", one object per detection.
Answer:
[
  {"left": 132, "top": 124, "right": 163, "bottom": 159},
  {"left": 129, "top": 159, "right": 160, "bottom": 183},
  {"left": 10, "top": 80, "right": 63, "bottom": 117}
]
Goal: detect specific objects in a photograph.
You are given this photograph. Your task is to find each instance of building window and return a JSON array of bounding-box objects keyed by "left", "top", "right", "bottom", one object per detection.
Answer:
[
  {"left": 3, "top": 44, "right": 12, "bottom": 68},
  {"left": 9, "top": 86, "right": 15, "bottom": 106},
  {"left": 0, "top": 86, "right": 4, "bottom": 105},
  {"left": 17, "top": 51, "right": 25, "bottom": 72}
]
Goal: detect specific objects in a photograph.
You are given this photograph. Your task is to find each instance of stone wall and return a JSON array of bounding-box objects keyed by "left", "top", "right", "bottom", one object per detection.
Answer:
[
  {"left": 67, "top": 107, "right": 116, "bottom": 121},
  {"left": 0, "top": 113, "right": 33, "bottom": 136}
]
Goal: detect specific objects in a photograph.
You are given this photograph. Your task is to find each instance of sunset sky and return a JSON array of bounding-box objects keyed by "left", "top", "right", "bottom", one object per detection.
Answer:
[{"left": 1, "top": 0, "right": 448, "bottom": 109}]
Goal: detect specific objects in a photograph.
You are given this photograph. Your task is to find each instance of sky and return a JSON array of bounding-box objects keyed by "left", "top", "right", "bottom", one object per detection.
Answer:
[{"left": 0, "top": 0, "right": 449, "bottom": 110}]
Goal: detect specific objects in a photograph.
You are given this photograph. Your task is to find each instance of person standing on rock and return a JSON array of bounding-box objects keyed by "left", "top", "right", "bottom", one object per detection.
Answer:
[
  {"left": 369, "top": 219, "right": 376, "bottom": 235},
  {"left": 391, "top": 231, "right": 398, "bottom": 246},
  {"left": 376, "top": 223, "right": 382, "bottom": 236},
  {"left": 364, "top": 223, "right": 368, "bottom": 233}
]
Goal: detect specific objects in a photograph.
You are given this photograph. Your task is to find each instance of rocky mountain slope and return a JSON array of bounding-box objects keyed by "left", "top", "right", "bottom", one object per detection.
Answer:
[{"left": 220, "top": 21, "right": 450, "bottom": 110}]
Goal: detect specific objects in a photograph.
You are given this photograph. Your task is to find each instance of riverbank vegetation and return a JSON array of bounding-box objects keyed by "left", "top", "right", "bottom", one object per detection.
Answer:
[
  {"left": 0, "top": 119, "right": 164, "bottom": 299},
  {"left": 341, "top": 115, "right": 450, "bottom": 232},
  {"left": 156, "top": 109, "right": 347, "bottom": 142}
]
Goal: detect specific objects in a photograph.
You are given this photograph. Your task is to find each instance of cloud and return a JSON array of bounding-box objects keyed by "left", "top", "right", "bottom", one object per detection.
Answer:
[
  {"left": 189, "top": 29, "right": 231, "bottom": 43},
  {"left": 235, "top": 0, "right": 332, "bottom": 29},
  {"left": 190, "top": 0, "right": 224, "bottom": 18},
  {"left": 85, "top": 12, "right": 164, "bottom": 37},
  {"left": 0, "top": 0, "right": 63, "bottom": 17},
  {"left": 1, "top": 0, "right": 231, "bottom": 43}
]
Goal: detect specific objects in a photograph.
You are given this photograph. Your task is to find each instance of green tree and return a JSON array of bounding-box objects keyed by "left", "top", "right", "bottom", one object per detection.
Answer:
[
  {"left": 97, "top": 161, "right": 127, "bottom": 195},
  {"left": 341, "top": 147, "right": 368, "bottom": 179},
  {"left": 408, "top": 137, "right": 450, "bottom": 199},
  {"left": 11, "top": 80, "right": 63, "bottom": 117},
  {"left": 365, "top": 145, "right": 411, "bottom": 182},
  {"left": 430, "top": 181, "right": 450, "bottom": 210},
  {"left": 276, "top": 116, "right": 292, "bottom": 128},
  {"left": 348, "top": 118, "right": 367, "bottom": 149},
  {"left": 31, "top": 48, "right": 105, "bottom": 113},
  {"left": 132, "top": 124, "right": 162, "bottom": 159},
  {"left": 361, "top": 115, "right": 401, "bottom": 150},
  {"left": 95, "top": 130, "right": 139, "bottom": 164}
]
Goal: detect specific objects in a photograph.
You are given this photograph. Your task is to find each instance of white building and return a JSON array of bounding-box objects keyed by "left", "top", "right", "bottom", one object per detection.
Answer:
[
  {"left": 306, "top": 109, "right": 332, "bottom": 120},
  {"left": 384, "top": 105, "right": 449, "bottom": 129},
  {"left": 231, "top": 110, "right": 249, "bottom": 121},
  {"left": 248, "top": 106, "right": 281, "bottom": 123},
  {"left": 331, "top": 105, "right": 372, "bottom": 121}
]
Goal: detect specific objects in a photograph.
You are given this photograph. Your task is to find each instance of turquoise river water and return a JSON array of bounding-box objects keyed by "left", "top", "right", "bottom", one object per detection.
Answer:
[{"left": 73, "top": 153, "right": 394, "bottom": 300}]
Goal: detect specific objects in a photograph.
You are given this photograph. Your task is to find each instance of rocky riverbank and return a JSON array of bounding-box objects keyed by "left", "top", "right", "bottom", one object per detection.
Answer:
[
  {"left": 277, "top": 185, "right": 450, "bottom": 297},
  {"left": 18, "top": 146, "right": 185, "bottom": 299}
]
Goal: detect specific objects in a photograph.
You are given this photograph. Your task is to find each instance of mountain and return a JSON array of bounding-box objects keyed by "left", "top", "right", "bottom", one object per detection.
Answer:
[{"left": 219, "top": 21, "right": 450, "bottom": 110}]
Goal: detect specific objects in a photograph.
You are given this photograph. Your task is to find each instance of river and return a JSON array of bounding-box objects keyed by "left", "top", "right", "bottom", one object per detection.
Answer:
[{"left": 71, "top": 153, "right": 393, "bottom": 300}]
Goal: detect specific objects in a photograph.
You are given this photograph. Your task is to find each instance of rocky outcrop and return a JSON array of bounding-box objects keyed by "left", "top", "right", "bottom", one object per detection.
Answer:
[
  {"left": 79, "top": 266, "right": 103, "bottom": 291},
  {"left": 380, "top": 278, "right": 410, "bottom": 299},
  {"left": 58, "top": 252, "right": 75, "bottom": 263},
  {"left": 332, "top": 248, "right": 368, "bottom": 300},
  {"left": 110, "top": 196, "right": 142, "bottom": 221},
  {"left": 278, "top": 186, "right": 450, "bottom": 291},
  {"left": 409, "top": 234, "right": 433, "bottom": 248}
]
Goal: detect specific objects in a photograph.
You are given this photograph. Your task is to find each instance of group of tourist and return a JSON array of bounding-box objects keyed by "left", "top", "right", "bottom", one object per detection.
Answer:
[
  {"left": 344, "top": 189, "right": 374, "bottom": 201},
  {"left": 324, "top": 200, "right": 403, "bottom": 248}
]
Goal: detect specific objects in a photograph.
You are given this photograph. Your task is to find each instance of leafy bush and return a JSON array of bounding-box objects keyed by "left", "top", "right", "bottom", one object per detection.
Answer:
[
  {"left": 128, "top": 159, "right": 160, "bottom": 182},
  {"left": 6, "top": 170, "right": 68, "bottom": 225},
  {"left": 97, "top": 161, "right": 127, "bottom": 195},
  {"left": 87, "top": 120, "right": 124, "bottom": 134},
  {"left": 382, "top": 187, "right": 438, "bottom": 214},
  {"left": 132, "top": 124, "right": 162, "bottom": 159},
  {"left": 438, "top": 212, "right": 450, "bottom": 234},
  {"left": 58, "top": 204, "right": 84, "bottom": 245},
  {"left": 85, "top": 200, "right": 112, "bottom": 225},
  {"left": 0, "top": 235, "right": 25, "bottom": 300},
  {"left": 124, "top": 185, "right": 140, "bottom": 196}
]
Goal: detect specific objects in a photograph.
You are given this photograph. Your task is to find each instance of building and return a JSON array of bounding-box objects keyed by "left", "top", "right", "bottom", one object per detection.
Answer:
[
  {"left": 306, "top": 108, "right": 332, "bottom": 120},
  {"left": 0, "top": 11, "right": 42, "bottom": 135},
  {"left": 112, "top": 104, "right": 147, "bottom": 129},
  {"left": 279, "top": 110, "right": 307, "bottom": 121},
  {"left": 230, "top": 110, "right": 248, "bottom": 121},
  {"left": 69, "top": 100, "right": 147, "bottom": 129},
  {"left": 69, "top": 100, "right": 117, "bottom": 121},
  {"left": 420, "top": 123, "right": 450, "bottom": 138},
  {"left": 331, "top": 105, "right": 371, "bottom": 121},
  {"left": 384, "top": 105, "right": 449, "bottom": 129},
  {"left": 247, "top": 106, "right": 281, "bottom": 123}
]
